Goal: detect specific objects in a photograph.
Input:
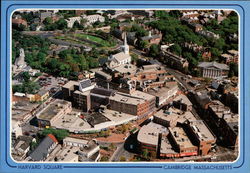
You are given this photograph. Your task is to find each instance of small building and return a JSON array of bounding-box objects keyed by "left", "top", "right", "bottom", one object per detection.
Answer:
[
  {"left": 63, "top": 137, "right": 100, "bottom": 159},
  {"left": 141, "top": 31, "right": 162, "bottom": 45},
  {"left": 198, "top": 61, "right": 229, "bottom": 78},
  {"left": 28, "top": 134, "right": 58, "bottom": 161},
  {"left": 34, "top": 89, "right": 49, "bottom": 102},
  {"left": 12, "top": 136, "right": 34, "bottom": 161}
]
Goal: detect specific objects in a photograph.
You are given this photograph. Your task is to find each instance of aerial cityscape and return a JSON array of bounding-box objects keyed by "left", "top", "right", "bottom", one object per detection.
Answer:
[{"left": 11, "top": 9, "right": 238, "bottom": 162}]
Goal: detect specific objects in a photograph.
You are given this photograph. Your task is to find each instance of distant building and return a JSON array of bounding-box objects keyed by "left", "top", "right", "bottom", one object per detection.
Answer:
[
  {"left": 153, "top": 107, "right": 197, "bottom": 128},
  {"left": 197, "top": 30, "right": 220, "bottom": 39},
  {"left": 194, "top": 91, "right": 212, "bottom": 109},
  {"left": 90, "top": 87, "right": 115, "bottom": 109},
  {"left": 28, "top": 134, "right": 58, "bottom": 161},
  {"left": 40, "top": 11, "right": 53, "bottom": 22},
  {"left": 221, "top": 50, "right": 238, "bottom": 64},
  {"left": 12, "top": 18, "right": 28, "bottom": 27},
  {"left": 160, "top": 50, "right": 189, "bottom": 73},
  {"left": 141, "top": 31, "right": 162, "bottom": 45},
  {"left": 198, "top": 61, "right": 229, "bottom": 78},
  {"left": 34, "top": 89, "right": 49, "bottom": 102},
  {"left": 83, "top": 14, "right": 105, "bottom": 25},
  {"left": 66, "top": 17, "right": 82, "bottom": 28}
]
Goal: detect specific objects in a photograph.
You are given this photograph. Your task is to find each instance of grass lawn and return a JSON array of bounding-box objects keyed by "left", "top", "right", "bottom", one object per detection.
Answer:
[{"left": 74, "top": 33, "right": 116, "bottom": 47}]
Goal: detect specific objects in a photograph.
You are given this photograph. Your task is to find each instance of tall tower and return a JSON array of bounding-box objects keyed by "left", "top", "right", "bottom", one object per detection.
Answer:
[{"left": 123, "top": 32, "right": 129, "bottom": 55}]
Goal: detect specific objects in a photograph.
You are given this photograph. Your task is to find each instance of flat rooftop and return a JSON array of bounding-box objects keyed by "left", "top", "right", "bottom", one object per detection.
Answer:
[
  {"left": 110, "top": 91, "right": 155, "bottom": 105},
  {"left": 51, "top": 111, "right": 92, "bottom": 131},
  {"left": 74, "top": 90, "right": 90, "bottom": 96},
  {"left": 52, "top": 146, "right": 79, "bottom": 162},
  {"left": 36, "top": 99, "right": 71, "bottom": 121},
  {"left": 63, "top": 80, "right": 79, "bottom": 89},
  {"left": 87, "top": 112, "right": 111, "bottom": 127},
  {"left": 101, "top": 109, "right": 137, "bottom": 123},
  {"left": 169, "top": 126, "right": 196, "bottom": 149},
  {"left": 154, "top": 107, "right": 197, "bottom": 125},
  {"left": 147, "top": 82, "right": 178, "bottom": 97},
  {"left": 114, "top": 64, "right": 137, "bottom": 74},
  {"left": 173, "top": 94, "right": 192, "bottom": 106},
  {"left": 160, "top": 136, "right": 177, "bottom": 154},
  {"left": 64, "top": 137, "right": 89, "bottom": 145},
  {"left": 137, "top": 122, "right": 168, "bottom": 146},
  {"left": 188, "top": 120, "right": 215, "bottom": 142}
]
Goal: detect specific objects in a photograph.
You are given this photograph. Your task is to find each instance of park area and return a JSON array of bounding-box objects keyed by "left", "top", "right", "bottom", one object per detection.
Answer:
[{"left": 55, "top": 32, "right": 116, "bottom": 48}]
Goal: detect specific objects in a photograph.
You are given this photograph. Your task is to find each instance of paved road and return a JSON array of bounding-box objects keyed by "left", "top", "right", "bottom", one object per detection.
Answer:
[{"left": 109, "top": 143, "right": 134, "bottom": 162}]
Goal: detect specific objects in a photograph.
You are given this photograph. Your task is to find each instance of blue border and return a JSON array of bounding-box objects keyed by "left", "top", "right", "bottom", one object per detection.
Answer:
[{"left": 1, "top": 1, "right": 249, "bottom": 173}]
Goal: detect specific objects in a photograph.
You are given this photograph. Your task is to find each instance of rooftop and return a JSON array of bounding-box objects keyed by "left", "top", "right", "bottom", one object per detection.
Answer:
[
  {"left": 63, "top": 80, "right": 79, "bottom": 89},
  {"left": 169, "top": 126, "right": 195, "bottom": 148},
  {"left": 154, "top": 107, "right": 197, "bottom": 126},
  {"left": 29, "top": 134, "right": 58, "bottom": 161},
  {"left": 147, "top": 82, "right": 178, "bottom": 97},
  {"left": 160, "top": 136, "right": 177, "bottom": 154},
  {"left": 36, "top": 99, "right": 71, "bottom": 121},
  {"left": 51, "top": 111, "right": 92, "bottom": 132},
  {"left": 173, "top": 94, "right": 192, "bottom": 106},
  {"left": 109, "top": 91, "right": 155, "bottom": 105},
  {"left": 87, "top": 112, "right": 111, "bottom": 127},
  {"left": 137, "top": 122, "right": 169, "bottom": 146},
  {"left": 112, "top": 52, "right": 131, "bottom": 62},
  {"left": 188, "top": 120, "right": 215, "bottom": 142},
  {"left": 198, "top": 61, "right": 229, "bottom": 70},
  {"left": 113, "top": 64, "right": 137, "bottom": 74}
]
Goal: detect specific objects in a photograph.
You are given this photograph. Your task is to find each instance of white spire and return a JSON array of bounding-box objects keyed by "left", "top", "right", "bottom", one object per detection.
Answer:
[{"left": 123, "top": 32, "right": 129, "bottom": 55}]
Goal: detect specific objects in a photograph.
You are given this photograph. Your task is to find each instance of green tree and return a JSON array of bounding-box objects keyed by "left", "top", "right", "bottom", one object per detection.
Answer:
[
  {"left": 137, "top": 40, "right": 148, "bottom": 50},
  {"left": 142, "top": 149, "right": 149, "bottom": 159},
  {"left": 148, "top": 44, "right": 160, "bottom": 57},
  {"left": 43, "top": 17, "right": 53, "bottom": 25},
  {"left": 21, "top": 71, "right": 31, "bottom": 82},
  {"left": 56, "top": 19, "right": 68, "bottom": 30},
  {"left": 169, "top": 44, "right": 182, "bottom": 56},
  {"left": 41, "top": 128, "right": 69, "bottom": 142}
]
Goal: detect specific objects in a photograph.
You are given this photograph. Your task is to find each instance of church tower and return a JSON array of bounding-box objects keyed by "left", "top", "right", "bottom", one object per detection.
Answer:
[{"left": 123, "top": 32, "right": 129, "bottom": 55}]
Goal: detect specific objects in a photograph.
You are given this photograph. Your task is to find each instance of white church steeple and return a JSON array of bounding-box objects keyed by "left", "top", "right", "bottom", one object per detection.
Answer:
[{"left": 123, "top": 32, "right": 129, "bottom": 55}]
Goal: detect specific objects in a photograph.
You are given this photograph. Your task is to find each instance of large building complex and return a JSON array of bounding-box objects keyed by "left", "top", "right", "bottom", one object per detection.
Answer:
[
  {"left": 36, "top": 99, "right": 72, "bottom": 127},
  {"left": 109, "top": 91, "right": 156, "bottom": 119}
]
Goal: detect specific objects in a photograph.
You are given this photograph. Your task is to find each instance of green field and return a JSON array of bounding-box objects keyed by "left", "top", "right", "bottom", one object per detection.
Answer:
[{"left": 74, "top": 33, "right": 116, "bottom": 47}]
